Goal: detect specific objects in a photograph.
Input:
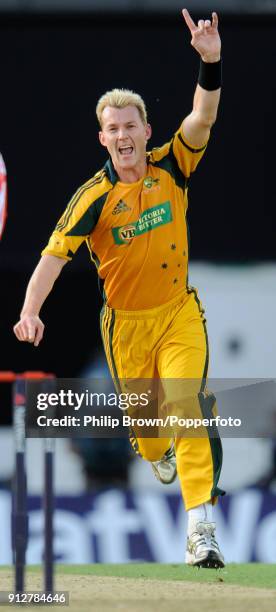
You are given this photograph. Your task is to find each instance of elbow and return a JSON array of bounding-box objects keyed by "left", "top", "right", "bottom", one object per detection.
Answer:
[
  {"left": 198, "top": 112, "right": 217, "bottom": 129},
  {"left": 194, "top": 108, "right": 217, "bottom": 130}
]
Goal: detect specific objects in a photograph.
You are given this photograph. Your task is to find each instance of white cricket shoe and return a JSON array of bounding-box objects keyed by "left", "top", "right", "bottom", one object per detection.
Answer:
[
  {"left": 186, "top": 521, "right": 225, "bottom": 568},
  {"left": 151, "top": 446, "right": 177, "bottom": 484}
]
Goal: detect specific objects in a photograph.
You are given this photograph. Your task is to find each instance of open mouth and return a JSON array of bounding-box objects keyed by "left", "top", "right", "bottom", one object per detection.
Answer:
[{"left": 118, "top": 146, "right": 134, "bottom": 156}]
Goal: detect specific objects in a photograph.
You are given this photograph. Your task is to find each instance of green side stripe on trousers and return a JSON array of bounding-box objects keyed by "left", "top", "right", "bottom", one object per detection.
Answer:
[
  {"left": 187, "top": 285, "right": 225, "bottom": 499},
  {"left": 187, "top": 286, "right": 209, "bottom": 393},
  {"left": 198, "top": 392, "right": 225, "bottom": 499},
  {"left": 108, "top": 309, "right": 121, "bottom": 395}
]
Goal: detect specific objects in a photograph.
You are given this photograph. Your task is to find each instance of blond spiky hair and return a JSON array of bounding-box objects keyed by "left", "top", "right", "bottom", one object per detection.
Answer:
[{"left": 96, "top": 88, "right": 148, "bottom": 127}]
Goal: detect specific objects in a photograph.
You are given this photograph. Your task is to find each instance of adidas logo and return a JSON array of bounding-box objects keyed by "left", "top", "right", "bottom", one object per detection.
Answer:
[{"left": 112, "top": 199, "right": 131, "bottom": 215}]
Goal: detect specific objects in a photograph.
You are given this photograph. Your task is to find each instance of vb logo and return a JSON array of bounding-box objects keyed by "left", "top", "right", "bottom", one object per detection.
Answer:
[{"left": 118, "top": 225, "right": 136, "bottom": 243}]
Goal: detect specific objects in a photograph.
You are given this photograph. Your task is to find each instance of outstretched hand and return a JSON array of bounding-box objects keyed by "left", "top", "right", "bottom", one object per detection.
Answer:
[{"left": 182, "top": 8, "right": 221, "bottom": 63}]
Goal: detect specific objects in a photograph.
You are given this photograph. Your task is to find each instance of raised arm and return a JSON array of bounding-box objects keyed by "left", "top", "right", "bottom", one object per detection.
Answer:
[
  {"left": 182, "top": 8, "right": 221, "bottom": 147},
  {"left": 13, "top": 254, "right": 67, "bottom": 347}
]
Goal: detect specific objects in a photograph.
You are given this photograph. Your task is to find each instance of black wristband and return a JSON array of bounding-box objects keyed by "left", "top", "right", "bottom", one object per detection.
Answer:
[{"left": 198, "top": 58, "right": 222, "bottom": 91}]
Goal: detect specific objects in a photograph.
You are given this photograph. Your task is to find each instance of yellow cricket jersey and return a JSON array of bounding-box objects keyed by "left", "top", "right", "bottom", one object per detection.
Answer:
[{"left": 42, "top": 126, "right": 207, "bottom": 310}]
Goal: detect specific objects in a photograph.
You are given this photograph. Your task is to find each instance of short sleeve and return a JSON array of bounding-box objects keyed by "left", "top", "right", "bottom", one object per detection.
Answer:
[
  {"left": 41, "top": 230, "right": 85, "bottom": 260},
  {"left": 172, "top": 127, "right": 208, "bottom": 178},
  {"left": 41, "top": 175, "right": 109, "bottom": 260}
]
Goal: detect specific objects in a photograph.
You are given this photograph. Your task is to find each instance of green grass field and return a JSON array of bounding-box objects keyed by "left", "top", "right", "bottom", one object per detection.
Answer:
[
  {"left": 60, "top": 563, "right": 276, "bottom": 589},
  {"left": 1, "top": 563, "right": 275, "bottom": 590},
  {"left": 1, "top": 563, "right": 276, "bottom": 612}
]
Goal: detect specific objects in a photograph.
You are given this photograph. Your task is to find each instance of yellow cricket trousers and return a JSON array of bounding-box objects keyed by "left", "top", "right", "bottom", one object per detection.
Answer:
[{"left": 100, "top": 288, "right": 224, "bottom": 510}]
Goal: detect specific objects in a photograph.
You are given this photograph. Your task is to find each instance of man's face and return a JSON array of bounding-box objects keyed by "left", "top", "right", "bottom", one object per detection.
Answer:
[{"left": 99, "top": 105, "right": 151, "bottom": 172}]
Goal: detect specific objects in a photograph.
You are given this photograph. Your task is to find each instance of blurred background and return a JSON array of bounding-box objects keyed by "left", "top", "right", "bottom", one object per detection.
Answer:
[{"left": 0, "top": 0, "right": 276, "bottom": 564}]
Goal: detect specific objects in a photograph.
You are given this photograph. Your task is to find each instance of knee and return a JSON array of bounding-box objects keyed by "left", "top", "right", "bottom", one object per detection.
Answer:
[
  {"left": 141, "top": 449, "right": 164, "bottom": 462},
  {"left": 138, "top": 441, "right": 169, "bottom": 462}
]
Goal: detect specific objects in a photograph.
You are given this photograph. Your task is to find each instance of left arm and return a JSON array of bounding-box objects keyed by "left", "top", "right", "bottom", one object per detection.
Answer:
[{"left": 181, "top": 9, "right": 221, "bottom": 148}]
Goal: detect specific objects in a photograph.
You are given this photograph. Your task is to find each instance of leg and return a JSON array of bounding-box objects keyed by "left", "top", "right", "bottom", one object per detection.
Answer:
[
  {"left": 157, "top": 290, "right": 225, "bottom": 566},
  {"left": 100, "top": 304, "right": 172, "bottom": 465},
  {"left": 156, "top": 290, "right": 224, "bottom": 507}
]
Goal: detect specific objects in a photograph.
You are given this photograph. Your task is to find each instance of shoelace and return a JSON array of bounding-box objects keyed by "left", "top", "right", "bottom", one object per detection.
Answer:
[
  {"left": 189, "top": 522, "right": 220, "bottom": 554},
  {"left": 164, "top": 447, "right": 175, "bottom": 461},
  {"left": 200, "top": 534, "right": 220, "bottom": 550}
]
